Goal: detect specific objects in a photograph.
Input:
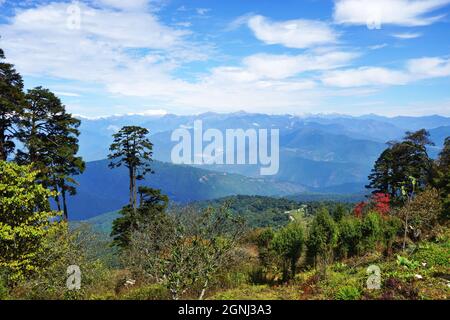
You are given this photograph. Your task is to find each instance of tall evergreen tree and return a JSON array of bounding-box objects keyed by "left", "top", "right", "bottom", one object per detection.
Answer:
[
  {"left": 367, "top": 129, "right": 434, "bottom": 201},
  {"left": 403, "top": 129, "right": 435, "bottom": 186},
  {"left": 0, "top": 48, "right": 25, "bottom": 160},
  {"left": 51, "top": 137, "right": 85, "bottom": 220},
  {"left": 438, "top": 137, "right": 450, "bottom": 167},
  {"left": 108, "top": 126, "right": 153, "bottom": 212},
  {"left": 367, "top": 147, "right": 395, "bottom": 197},
  {"left": 16, "top": 87, "right": 84, "bottom": 220},
  {"left": 435, "top": 137, "right": 450, "bottom": 218}
]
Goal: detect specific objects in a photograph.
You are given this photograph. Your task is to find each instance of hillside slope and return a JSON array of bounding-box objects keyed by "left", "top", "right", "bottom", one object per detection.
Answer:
[{"left": 67, "top": 160, "right": 306, "bottom": 220}]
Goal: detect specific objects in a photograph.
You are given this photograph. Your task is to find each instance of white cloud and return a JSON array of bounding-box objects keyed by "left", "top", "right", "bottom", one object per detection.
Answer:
[
  {"left": 322, "top": 56, "right": 450, "bottom": 87},
  {"left": 161, "top": 51, "right": 360, "bottom": 113},
  {"left": 407, "top": 57, "right": 450, "bottom": 78},
  {"left": 322, "top": 67, "right": 409, "bottom": 87},
  {"left": 334, "top": 0, "right": 450, "bottom": 26},
  {"left": 196, "top": 8, "right": 211, "bottom": 15},
  {"left": 391, "top": 32, "right": 422, "bottom": 39},
  {"left": 241, "top": 51, "right": 357, "bottom": 80},
  {"left": 8, "top": 2, "right": 188, "bottom": 49},
  {"left": 54, "top": 91, "right": 81, "bottom": 97},
  {"left": 168, "top": 80, "right": 322, "bottom": 113},
  {"left": 96, "top": 0, "right": 149, "bottom": 11},
  {"left": 0, "top": 2, "right": 207, "bottom": 98},
  {"left": 174, "top": 21, "right": 192, "bottom": 27},
  {"left": 0, "top": 2, "right": 352, "bottom": 112},
  {"left": 195, "top": 51, "right": 356, "bottom": 98},
  {"left": 1, "top": 2, "right": 449, "bottom": 116},
  {"left": 226, "top": 13, "right": 255, "bottom": 31},
  {"left": 369, "top": 43, "right": 388, "bottom": 50},
  {"left": 247, "top": 15, "right": 338, "bottom": 49}
]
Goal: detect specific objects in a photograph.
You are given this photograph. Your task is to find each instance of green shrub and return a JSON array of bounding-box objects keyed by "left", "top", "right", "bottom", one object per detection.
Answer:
[
  {"left": 256, "top": 228, "right": 275, "bottom": 248},
  {"left": 271, "top": 223, "right": 304, "bottom": 280},
  {"left": 361, "top": 212, "right": 383, "bottom": 251},
  {"left": 9, "top": 226, "right": 113, "bottom": 300},
  {"left": 400, "top": 188, "right": 442, "bottom": 237},
  {"left": 306, "top": 208, "right": 339, "bottom": 271},
  {"left": 0, "top": 276, "right": 8, "bottom": 300},
  {"left": 332, "top": 262, "right": 348, "bottom": 273},
  {"left": 382, "top": 216, "right": 402, "bottom": 254},
  {"left": 335, "top": 285, "right": 361, "bottom": 300},
  {"left": 396, "top": 255, "right": 419, "bottom": 269},
  {"left": 337, "top": 216, "right": 362, "bottom": 258},
  {"left": 213, "top": 270, "right": 250, "bottom": 289},
  {"left": 413, "top": 242, "right": 450, "bottom": 268}
]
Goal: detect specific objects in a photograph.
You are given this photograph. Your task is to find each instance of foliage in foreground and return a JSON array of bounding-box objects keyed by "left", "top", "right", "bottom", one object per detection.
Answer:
[
  {"left": 123, "top": 205, "right": 245, "bottom": 300},
  {"left": 0, "top": 161, "right": 62, "bottom": 283}
]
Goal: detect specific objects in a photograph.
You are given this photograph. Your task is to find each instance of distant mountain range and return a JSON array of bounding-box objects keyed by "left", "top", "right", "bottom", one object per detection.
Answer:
[
  {"left": 78, "top": 113, "right": 450, "bottom": 160},
  {"left": 69, "top": 112, "right": 450, "bottom": 220}
]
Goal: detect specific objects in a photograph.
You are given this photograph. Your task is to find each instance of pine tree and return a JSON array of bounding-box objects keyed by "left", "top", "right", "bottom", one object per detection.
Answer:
[
  {"left": 367, "top": 148, "right": 395, "bottom": 196},
  {"left": 367, "top": 129, "right": 434, "bottom": 201},
  {"left": 108, "top": 126, "right": 154, "bottom": 212},
  {"left": 0, "top": 48, "right": 25, "bottom": 160},
  {"left": 16, "top": 87, "right": 84, "bottom": 220},
  {"left": 435, "top": 137, "right": 450, "bottom": 219}
]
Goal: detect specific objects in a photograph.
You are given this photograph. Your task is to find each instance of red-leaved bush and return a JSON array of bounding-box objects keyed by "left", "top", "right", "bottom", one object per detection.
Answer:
[
  {"left": 353, "top": 202, "right": 366, "bottom": 218},
  {"left": 372, "top": 193, "right": 390, "bottom": 216},
  {"left": 353, "top": 193, "right": 390, "bottom": 218}
]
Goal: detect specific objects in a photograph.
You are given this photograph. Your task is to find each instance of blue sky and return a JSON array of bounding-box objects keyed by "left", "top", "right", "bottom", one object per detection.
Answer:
[{"left": 0, "top": 0, "right": 450, "bottom": 117}]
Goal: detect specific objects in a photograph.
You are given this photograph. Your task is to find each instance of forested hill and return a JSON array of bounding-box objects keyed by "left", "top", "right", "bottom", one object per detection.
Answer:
[
  {"left": 67, "top": 159, "right": 307, "bottom": 220},
  {"left": 81, "top": 195, "right": 357, "bottom": 232}
]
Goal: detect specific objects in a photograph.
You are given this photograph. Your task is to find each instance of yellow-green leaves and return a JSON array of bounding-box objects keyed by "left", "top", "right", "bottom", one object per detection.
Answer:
[{"left": 0, "top": 161, "right": 62, "bottom": 282}]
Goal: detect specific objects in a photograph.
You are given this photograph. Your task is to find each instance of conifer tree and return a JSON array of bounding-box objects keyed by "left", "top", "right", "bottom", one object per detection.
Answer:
[
  {"left": 367, "top": 129, "right": 434, "bottom": 201},
  {"left": 108, "top": 126, "right": 153, "bottom": 212},
  {"left": 0, "top": 48, "right": 25, "bottom": 160},
  {"left": 17, "top": 87, "right": 84, "bottom": 220}
]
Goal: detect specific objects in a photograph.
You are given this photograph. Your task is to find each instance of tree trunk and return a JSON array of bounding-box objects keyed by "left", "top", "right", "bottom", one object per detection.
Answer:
[
  {"left": 320, "top": 256, "right": 327, "bottom": 280},
  {"left": 291, "top": 258, "right": 297, "bottom": 279},
  {"left": 47, "top": 181, "right": 60, "bottom": 214},
  {"left": 29, "top": 115, "right": 38, "bottom": 163},
  {"left": 198, "top": 279, "right": 209, "bottom": 300},
  {"left": 129, "top": 166, "right": 134, "bottom": 209},
  {"left": 402, "top": 196, "right": 411, "bottom": 251},
  {"left": 403, "top": 211, "right": 409, "bottom": 251},
  {"left": 0, "top": 129, "right": 6, "bottom": 161},
  {"left": 54, "top": 188, "right": 62, "bottom": 212},
  {"left": 132, "top": 167, "right": 137, "bottom": 214},
  {"left": 62, "top": 184, "right": 68, "bottom": 221}
]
